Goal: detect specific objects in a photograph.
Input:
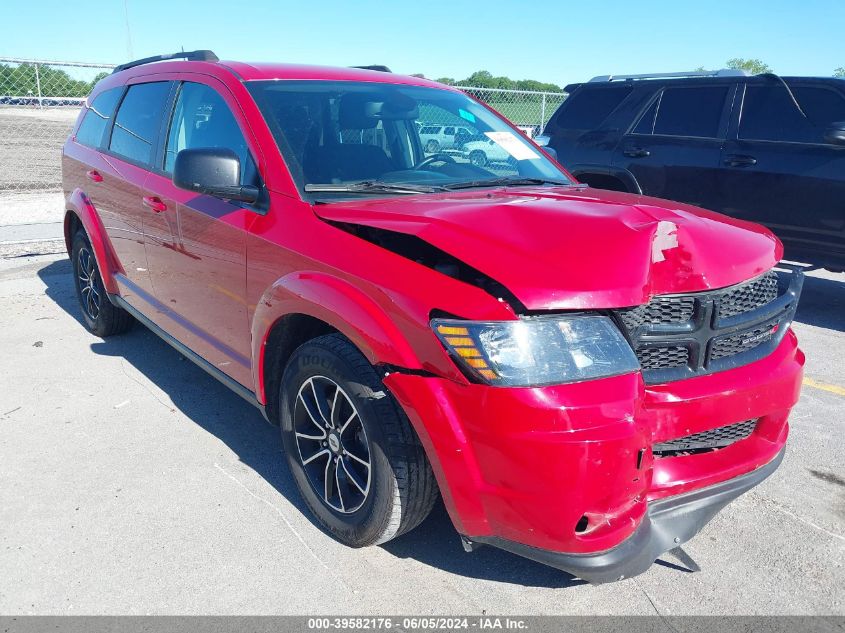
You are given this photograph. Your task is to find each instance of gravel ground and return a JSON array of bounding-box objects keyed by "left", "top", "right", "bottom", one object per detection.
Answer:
[{"left": 0, "top": 253, "right": 842, "bottom": 615}]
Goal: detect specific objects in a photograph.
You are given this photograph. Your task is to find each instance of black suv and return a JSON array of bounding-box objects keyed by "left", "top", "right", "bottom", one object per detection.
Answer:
[{"left": 540, "top": 70, "right": 845, "bottom": 271}]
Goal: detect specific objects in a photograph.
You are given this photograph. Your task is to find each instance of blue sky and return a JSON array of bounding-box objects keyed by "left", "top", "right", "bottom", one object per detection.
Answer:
[{"left": 2, "top": 0, "right": 843, "bottom": 85}]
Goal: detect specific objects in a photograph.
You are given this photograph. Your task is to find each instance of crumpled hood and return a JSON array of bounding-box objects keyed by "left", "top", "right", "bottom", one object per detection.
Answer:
[{"left": 314, "top": 186, "right": 782, "bottom": 311}]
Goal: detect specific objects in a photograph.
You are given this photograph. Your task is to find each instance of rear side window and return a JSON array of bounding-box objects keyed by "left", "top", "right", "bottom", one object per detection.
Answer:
[
  {"left": 109, "top": 82, "right": 171, "bottom": 165},
  {"left": 634, "top": 86, "right": 728, "bottom": 138},
  {"left": 740, "top": 84, "right": 845, "bottom": 144},
  {"left": 554, "top": 87, "right": 630, "bottom": 130},
  {"left": 76, "top": 87, "right": 123, "bottom": 148}
]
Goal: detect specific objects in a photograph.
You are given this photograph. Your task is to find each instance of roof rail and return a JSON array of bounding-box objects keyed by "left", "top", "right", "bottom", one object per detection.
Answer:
[
  {"left": 111, "top": 50, "right": 219, "bottom": 74},
  {"left": 588, "top": 69, "right": 750, "bottom": 83},
  {"left": 351, "top": 65, "right": 392, "bottom": 73}
]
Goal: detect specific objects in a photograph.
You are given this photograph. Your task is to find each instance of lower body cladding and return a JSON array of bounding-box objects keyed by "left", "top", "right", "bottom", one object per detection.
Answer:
[{"left": 384, "top": 330, "right": 804, "bottom": 584}]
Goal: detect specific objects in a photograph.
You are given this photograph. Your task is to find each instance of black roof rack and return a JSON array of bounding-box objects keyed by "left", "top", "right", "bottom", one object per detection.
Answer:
[
  {"left": 111, "top": 50, "right": 219, "bottom": 74},
  {"left": 351, "top": 65, "right": 392, "bottom": 73}
]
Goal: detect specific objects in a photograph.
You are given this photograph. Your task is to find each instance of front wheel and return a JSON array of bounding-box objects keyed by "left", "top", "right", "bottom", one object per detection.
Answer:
[{"left": 279, "top": 334, "right": 438, "bottom": 547}]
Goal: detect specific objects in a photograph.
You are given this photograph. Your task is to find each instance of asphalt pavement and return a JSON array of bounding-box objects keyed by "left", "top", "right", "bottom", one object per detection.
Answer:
[{"left": 0, "top": 253, "right": 842, "bottom": 615}]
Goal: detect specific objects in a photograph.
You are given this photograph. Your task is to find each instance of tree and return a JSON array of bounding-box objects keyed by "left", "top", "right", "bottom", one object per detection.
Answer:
[
  {"left": 0, "top": 63, "right": 105, "bottom": 98},
  {"left": 835, "top": 67, "right": 845, "bottom": 78},
  {"left": 726, "top": 58, "right": 771, "bottom": 74}
]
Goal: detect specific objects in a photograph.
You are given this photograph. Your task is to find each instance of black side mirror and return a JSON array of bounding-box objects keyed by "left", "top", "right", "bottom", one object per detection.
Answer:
[
  {"left": 173, "top": 147, "right": 259, "bottom": 204},
  {"left": 824, "top": 122, "right": 845, "bottom": 145},
  {"left": 543, "top": 146, "right": 558, "bottom": 161}
]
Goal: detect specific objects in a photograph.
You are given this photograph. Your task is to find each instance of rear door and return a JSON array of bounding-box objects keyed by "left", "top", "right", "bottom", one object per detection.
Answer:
[
  {"left": 717, "top": 81, "right": 845, "bottom": 261},
  {"left": 141, "top": 78, "right": 262, "bottom": 387},
  {"left": 98, "top": 80, "right": 174, "bottom": 304},
  {"left": 611, "top": 84, "right": 735, "bottom": 211}
]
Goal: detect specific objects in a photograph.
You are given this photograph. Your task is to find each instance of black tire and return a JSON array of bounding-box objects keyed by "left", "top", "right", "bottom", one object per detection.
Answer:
[
  {"left": 71, "top": 230, "right": 133, "bottom": 337},
  {"left": 425, "top": 139, "right": 440, "bottom": 153},
  {"left": 469, "top": 150, "right": 487, "bottom": 167},
  {"left": 279, "top": 334, "right": 438, "bottom": 547}
]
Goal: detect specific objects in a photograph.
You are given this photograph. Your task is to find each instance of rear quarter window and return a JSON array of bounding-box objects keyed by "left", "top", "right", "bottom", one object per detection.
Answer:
[
  {"left": 76, "top": 87, "right": 123, "bottom": 148},
  {"left": 551, "top": 86, "right": 631, "bottom": 131}
]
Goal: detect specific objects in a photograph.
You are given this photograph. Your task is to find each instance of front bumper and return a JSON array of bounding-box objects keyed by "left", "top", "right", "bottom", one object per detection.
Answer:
[
  {"left": 384, "top": 328, "right": 803, "bottom": 580},
  {"left": 471, "top": 448, "right": 784, "bottom": 583}
]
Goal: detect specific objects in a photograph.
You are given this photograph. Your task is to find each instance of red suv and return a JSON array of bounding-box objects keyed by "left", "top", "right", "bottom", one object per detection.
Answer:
[{"left": 62, "top": 51, "right": 804, "bottom": 583}]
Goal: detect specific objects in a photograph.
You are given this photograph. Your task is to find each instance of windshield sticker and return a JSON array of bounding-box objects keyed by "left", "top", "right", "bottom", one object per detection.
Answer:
[
  {"left": 458, "top": 108, "right": 476, "bottom": 123},
  {"left": 484, "top": 131, "right": 541, "bottom": 160}
]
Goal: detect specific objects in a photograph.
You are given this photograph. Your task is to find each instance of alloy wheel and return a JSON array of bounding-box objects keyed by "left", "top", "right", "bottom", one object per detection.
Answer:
[
  {"left": 293, "top": 376, "right": 372, "bottom": 514},
  {"left": 77, "top": 246, "right": 102, "bottom": 321}
]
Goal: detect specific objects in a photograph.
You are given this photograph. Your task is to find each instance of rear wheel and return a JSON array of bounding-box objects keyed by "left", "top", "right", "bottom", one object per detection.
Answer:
[
  {"left": 425, "top": 139, "right": 440, "bottom": 153},
  {"left": 71, "top": 231, "right": 133, "bottom": 337},
  {"left": 280, "top": 334, "right": 438, "bottom": 546}
]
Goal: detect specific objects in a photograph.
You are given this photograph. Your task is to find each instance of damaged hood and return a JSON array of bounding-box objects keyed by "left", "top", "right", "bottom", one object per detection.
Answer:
[{"left": 314, "top": 186, "right": 782, "bottom": 310}]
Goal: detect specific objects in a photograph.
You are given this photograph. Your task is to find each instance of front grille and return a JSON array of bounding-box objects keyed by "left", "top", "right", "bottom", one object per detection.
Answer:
[
  {"left": 637, "top": 345, "right": 689, "bottom": 369},
  {"left": 710, "top": 319, "right": 780, "bottom": 360},
  {"left": 717, "top": 271, "right": 779, "bottom": 320},
  {"left": 653, "top": 419, "right": 758, "bottom": 457},
  {"left": 612, "top": 268, "right": 802, "bottom": 384}
]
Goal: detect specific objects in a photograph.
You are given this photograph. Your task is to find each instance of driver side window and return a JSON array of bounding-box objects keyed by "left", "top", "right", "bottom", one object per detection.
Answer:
[{"left": 164, "top": 82, "right": 256, "bottom": 184}]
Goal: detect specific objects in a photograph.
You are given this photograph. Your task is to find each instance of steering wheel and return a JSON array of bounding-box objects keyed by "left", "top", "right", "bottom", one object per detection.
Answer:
[{"left": 414, "top": 153, "right": 456, "bottom": 170}]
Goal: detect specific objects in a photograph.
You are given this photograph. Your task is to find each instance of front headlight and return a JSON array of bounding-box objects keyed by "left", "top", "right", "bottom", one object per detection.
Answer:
[{"left": 432, "top": 315, "right": 640, "bottom": 387}]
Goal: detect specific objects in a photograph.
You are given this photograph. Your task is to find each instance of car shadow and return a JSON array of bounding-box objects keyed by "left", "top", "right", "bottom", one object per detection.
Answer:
[
  {"left": 36, "top": 257, "right": 583, "bottom": 589},
  {"left": 792, "top": 272, "right": 845, "bottom": 331}
]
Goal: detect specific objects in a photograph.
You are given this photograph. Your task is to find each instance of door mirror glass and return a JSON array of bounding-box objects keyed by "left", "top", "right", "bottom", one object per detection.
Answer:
[
  {"left": 824, "top": 121, "right": 845, "bottom": 145},
  {"left": 173, "top": 148, "right": 259, "bottom": 203}
]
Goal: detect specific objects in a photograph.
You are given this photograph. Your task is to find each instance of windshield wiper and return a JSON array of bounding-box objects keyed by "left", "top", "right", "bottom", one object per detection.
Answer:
[
  {"left": 442, "top": 177, "right": 573, "bottom": 191},
  {"left": 304, "top": 180, "right": 446, "bottom": 195}
]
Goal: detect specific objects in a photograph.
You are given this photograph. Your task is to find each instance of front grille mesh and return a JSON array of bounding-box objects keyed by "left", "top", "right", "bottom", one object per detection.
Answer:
[
  {"left": 653, "top": 419, "right": 758, "bottom": 457},
  {"left": 718, "top": 271, "right": 779, "bottom": 319},
  {"left": 617, "top": 296, "right": 695, "bottom": 330},
  {"left": 611, "top": 268, "right": 794, "bottom": 380},
  {"left": 710, "top": 320, "right": 780, "bottom": 360},
  {"left": 637, "top": 346, "right": 689, "bottom": 369}
]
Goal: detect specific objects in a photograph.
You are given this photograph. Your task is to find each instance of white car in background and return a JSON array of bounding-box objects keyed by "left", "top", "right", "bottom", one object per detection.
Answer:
[
  {"left": 418, "top": 124, "right": 475, "bottom": 152},
  {"left": 461, "top": 137, "right": 512, "bottom": 167}
]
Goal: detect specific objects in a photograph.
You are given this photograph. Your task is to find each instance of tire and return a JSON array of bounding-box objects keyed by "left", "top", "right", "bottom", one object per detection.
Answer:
[
  {"left": 469, "top": 150, "right": 488, "bottom": 167},
  {"left": 71, "top": 230, "right": 133, "bottom": 337},
  {"left": 425, "top": 139, "right": 440, "bottom": 153},
  {"left": 279, "top": 334, "right": 438, "bottom": 547}
]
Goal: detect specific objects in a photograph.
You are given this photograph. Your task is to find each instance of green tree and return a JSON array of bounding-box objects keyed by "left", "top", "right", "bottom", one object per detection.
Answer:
[
  {"left": 726, "top": 58, "right": 772, "bottom": 74},
  {"left": 834, "top": 67, "right": 845, "bottom": 78},
  {"left": 0, "top": 63, "right": 106, "bottom": 98}
]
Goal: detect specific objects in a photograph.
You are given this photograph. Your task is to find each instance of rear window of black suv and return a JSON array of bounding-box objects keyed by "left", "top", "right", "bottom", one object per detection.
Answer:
[{"left": 551, "top": 85, "right": 631, "bottom": 131}]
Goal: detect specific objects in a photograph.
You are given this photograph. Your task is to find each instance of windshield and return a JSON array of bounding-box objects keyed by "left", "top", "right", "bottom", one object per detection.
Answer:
[{"left": 247, "top": 80, "right": 572, "bottom": 197}]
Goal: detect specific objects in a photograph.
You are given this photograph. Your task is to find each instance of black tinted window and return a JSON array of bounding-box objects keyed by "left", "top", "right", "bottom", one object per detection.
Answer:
[
  {"left": 554, "top": 87, "right": 630, "bottom": 130},
  {"left": 164, "top": 82, "right": 252, "bottom": 181},
  {"left": 650, "top": 86, "right": 727, "bottom": 137},
  {"left": 76, "top": 87, "right": 122, "bottom": 148},
  {"left": 740, "top": 85, "right": 845, "bottom": 143},
  {"left": 109, "top": 82, "right": 171, "bottom": 165}
]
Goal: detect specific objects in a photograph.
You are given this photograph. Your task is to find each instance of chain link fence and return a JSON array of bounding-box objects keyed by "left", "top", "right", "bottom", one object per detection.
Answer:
[{"left": 0, "top": 58, "right": 565, "bottom": 198}]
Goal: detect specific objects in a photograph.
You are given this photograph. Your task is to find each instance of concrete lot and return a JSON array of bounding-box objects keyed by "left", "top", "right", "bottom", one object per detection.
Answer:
[{"left": 0, "top": 252, "right": 842, "bottom": 615}]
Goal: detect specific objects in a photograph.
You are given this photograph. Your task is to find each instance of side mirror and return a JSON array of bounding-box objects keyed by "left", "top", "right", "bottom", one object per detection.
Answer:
[
  {"left": 823, "top": 122, "right": 845, "bottom": 145},
  {"left": 173, "top": 148, "right": 259, "bottom": 204},
  {"left": 542, "top": 146, "right": 558, "bottom": 161}
]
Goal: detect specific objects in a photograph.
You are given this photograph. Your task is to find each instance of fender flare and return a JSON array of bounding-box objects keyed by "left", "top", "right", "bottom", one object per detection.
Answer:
[
  {"left": 251, "top": 270, "right": 423, "bottom": 404},
  {"left": 64, "top": 188, "right": 123, "bottom": 295},
  {"left": 568, "top": 163, "right": 642, "bottom": 194}
]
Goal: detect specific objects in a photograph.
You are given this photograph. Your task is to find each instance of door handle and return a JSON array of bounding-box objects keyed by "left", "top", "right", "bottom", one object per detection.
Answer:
[
  {"left": 623, "top": 147, "right": 650, "bottom": 158},
  {"left": 85, "top": 169, "right": 103, "bottom": 182},
  {"left": 724, "top": 154, "right": 757, "bottom": 167},
  {"left": 141, "top": 196, "right": 167, "bottom": 213}
]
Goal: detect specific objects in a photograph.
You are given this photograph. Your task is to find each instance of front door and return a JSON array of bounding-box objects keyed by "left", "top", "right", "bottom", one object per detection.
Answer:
[
  {"left": 612, "top": 84, "right": 735, "bottom": 212},
  {"left": 142, "top": 79, "right": 262, "bottom": 388}
]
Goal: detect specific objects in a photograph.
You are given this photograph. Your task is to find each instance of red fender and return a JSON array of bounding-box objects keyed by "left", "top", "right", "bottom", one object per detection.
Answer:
[
  {"left": 64, "top": 188, "right": 123, "bottom": 295},
  {"left": 251, "top": 270, "right": 424, "bottom": 404}
]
